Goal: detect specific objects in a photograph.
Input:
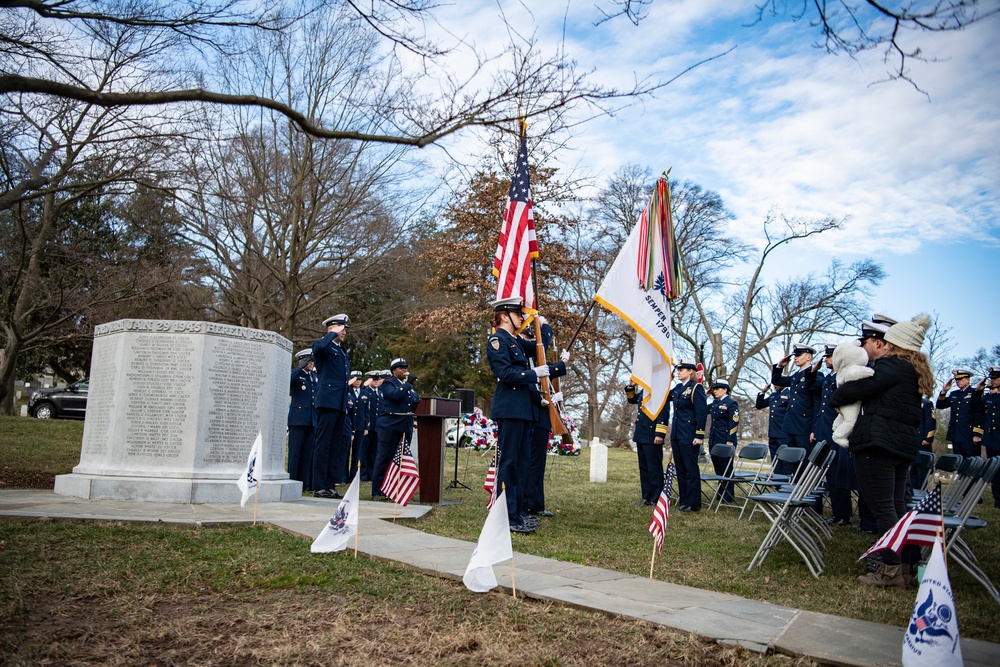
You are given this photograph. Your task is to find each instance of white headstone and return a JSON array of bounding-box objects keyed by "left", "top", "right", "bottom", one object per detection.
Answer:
[
  {"left": 19, "top": 404, "right": 28, "bottom": 417},
  {"left": 589, "top": 439, "right": 607, "bottom": 483},
  {"left": 54, "top": 319, "right": 300, "bottom": 503}
]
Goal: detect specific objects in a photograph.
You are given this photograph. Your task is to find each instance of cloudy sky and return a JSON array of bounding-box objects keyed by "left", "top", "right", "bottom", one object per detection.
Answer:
[{"left": 420, "top": 1, "right": 999, "bottom": 363}]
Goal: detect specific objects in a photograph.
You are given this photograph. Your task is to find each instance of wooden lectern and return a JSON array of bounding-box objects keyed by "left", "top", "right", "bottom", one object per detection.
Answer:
[{"left": 414, "top": 397, "right": 461, "bottom": 503}]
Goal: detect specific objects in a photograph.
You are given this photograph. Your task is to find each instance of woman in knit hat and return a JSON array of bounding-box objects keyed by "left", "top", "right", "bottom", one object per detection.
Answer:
[{"left": 829, "top": 314, "right": 934, "bottom": 587}]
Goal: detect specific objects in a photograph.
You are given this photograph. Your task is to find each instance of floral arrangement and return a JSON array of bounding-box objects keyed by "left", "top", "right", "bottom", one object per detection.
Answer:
[
  {"left": 462, "top": 408, "right": 497, "bottom": 451},
  {"left": 547, "top": 413, "right": 581, "bottom": 455}
]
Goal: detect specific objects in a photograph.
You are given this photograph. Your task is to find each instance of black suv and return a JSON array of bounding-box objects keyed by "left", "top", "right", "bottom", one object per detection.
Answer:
[{"left": 28, "top": 379, "right": 89, "bottom": 419}]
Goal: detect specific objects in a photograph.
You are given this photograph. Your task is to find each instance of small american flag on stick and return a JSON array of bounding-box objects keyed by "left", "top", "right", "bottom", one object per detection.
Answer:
[
  {"left": 484, "top": 457, "right": 498, "bottom": 510},
  {"left": 648, "top": 463, "right": 677, "bottom": 553},
  {"left": 859, "top": 484, "right": 943, "bottom": 560},
  {"left": 381, "top": 438, "right": 420, "bottom": 506}
]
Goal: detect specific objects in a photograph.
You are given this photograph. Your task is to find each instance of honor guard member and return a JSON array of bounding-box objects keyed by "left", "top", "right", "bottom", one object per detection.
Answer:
[
  {"left": 287, "top": 349, "right": 317, "bottom": 491},
  {"left": 669, "top": 361, "right": 708, "bottom": 512},
  {"left": 360, "top": 370, "right": 384, "bottom": 481},
  {"left": 524, "top": 319, "right": 560, "bottom": 519},
  {"left": 707, "top": 379, "right": 739, "bottom": 503},
  {"left": 973, "top": 367, "right": 1000, "bottom": 507},
  {"left": 814, "top": 343, "right": 853, "bottom": 524},
  {"left": 911, "top": 396, "right": 938, "bottom": 491},
  {"left": 486, "top": 297, "right": 567, "bottom": 533},
  {"left": 771, "top": 344, "right": 822, "bottom": 459},
  {"left": 625, "top": 383, "right": 670, "bottom": 506},
  {"left": 756, "top": 384, "right": 790, "bottom": 471},
  {"left": 346, "top": 370, "right": 368, "bottom": 477},
  {"left": 371, "top": 359, "right": 420, "bottom": 500},
  {"left": 311, "top": 314, "right": 351, "bottom": 499},
  {"left": 936, "top": 368, "right": 981, "bottom": 457}
]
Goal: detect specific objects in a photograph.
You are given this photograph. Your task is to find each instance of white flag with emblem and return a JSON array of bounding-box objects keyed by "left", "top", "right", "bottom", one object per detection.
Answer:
[
  {"left": 902, "top": 538, "right": 962, "bottom": 666},
  {"left": 236, "top": 432, "right": 262, "bottom": 507}
]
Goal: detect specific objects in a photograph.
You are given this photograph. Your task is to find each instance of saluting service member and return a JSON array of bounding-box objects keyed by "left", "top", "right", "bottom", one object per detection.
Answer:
[
  {"left": 669, "top": 361, "right": 707, "bottom": 512},
  {"left": 371, "top": 359, "right": 420, "bottom": 500},
  {"left": 771, "top": 343, "right": 822, "bottom": 459},
  {"left": 937, "top": 368, "right": 982, "bottom": 458},
  {"left": 973, "top": 367, "right": 1000, "bottom": 507},
  {"left": 910, "top": 396, "right": 938, "bottom": 491},
  {"left": 625, "top": 382, "right": 669, "bottom": 506},
  {"left": 287, "top": 349, "right": 317, "bottom": 491},
  {"left": 312, "top": 314, "right": 351, "bottom": 499},
  {"left": 486, "top": 297, "right": 566, "bottom": 534},
  {"left": 756, "top": 384, "right": 789, "bottom": 471},
  {"left": 707, "top": 379, "right": 739, "bottom": 504}
]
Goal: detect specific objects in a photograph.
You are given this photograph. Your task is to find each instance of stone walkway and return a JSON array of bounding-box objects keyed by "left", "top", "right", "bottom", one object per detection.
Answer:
[{"left": 2, "top": 489, "right": 998, "bottom": 666}]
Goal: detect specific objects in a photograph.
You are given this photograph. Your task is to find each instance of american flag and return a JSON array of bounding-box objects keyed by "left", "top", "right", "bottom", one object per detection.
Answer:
[
  {"left": 492, "top": 125, "right": 537, "bottom": 309},
  {"left": 381, "top": 438, "right": 420, "bottom": 506},
  {"left": 648, "top": 463, "right": 677, "bottom": 553},
  {"left": 859, "top": 484, "right": 943, "bottom": 560},
  {"left": 484, "top": 456, "right": 498, "bottom": 510}
]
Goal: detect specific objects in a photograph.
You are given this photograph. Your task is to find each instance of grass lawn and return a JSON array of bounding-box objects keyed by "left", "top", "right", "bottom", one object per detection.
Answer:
[
  {"left": 2, "top": 415, "right": 998, "bottom": 660},
  {"left": 421, "top": 443, "right": 1000, "bottom": 643}
]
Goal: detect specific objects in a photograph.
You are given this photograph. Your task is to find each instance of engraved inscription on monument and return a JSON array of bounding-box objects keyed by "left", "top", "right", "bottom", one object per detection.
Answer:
[
  {"left": 124, "top": 335, "right": 195, "bottom": 459},
  {"left": 203, "top": 338, "right": 265, "bottom": 465}
]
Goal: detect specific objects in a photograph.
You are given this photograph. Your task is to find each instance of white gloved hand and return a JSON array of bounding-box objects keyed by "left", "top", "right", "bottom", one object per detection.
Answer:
[
  {"left": 560, "top": 349, "right": 570, "bottom": 362},
  {"left": 538, "top": 316, "right": 548, "bottom": 326},
  {"left": 534, "top": 364, "right": 550, "bottom": 378},
  {"left": 551, "top": 391, "right": 563, "bottom": 403},
  {"left": 540, "top": 399, "right": 550, "bottom": 407}
]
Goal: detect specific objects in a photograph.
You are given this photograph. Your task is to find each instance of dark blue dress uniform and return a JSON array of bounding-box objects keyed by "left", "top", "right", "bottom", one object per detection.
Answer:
[
  {"left": 487, "top": 326, "right": 566, "bottom": 526},
  {"left": 361, "top": 382, "right": 381, "bottom": 481},
  {"left": 526, "top": 324, "right": 555, "bottom": 516},
  {"left": 345, "top": 386, "right": 368, "bottom": 476},
  {"left": 771, "top": 363, "right": 821, "bottom": 454},
  {"left": 910, "top": 398, "right": 938, "bottom": 491},
  {"left": 708, "top": 393, "right": 739, "bottom": 502},
  {"left": 626, "top": 386, "right": 670, "bottom": 504},
  {"left": 312, "top": 329, "right": 351, "bottom": 491},
  {"left": 287, "top": 366, "right": 317, "bottom": 490},
  {"left": 973, "top": 385, "right": 1000, "bottom": 507},
  {"left": 669, "top": 378, "right": 707, "bottom": 510},
  {"left": 756, "top": 387, "right": 789, "bottom": 465},
  {"left": 814, "top": 371, "right": 854, "bottom": 521},
  {"left": 936, "top": 384, "right": 981, "bottom": 457},
  {"left": 372, "top": 369, "right": 420, "bottom": 499}
]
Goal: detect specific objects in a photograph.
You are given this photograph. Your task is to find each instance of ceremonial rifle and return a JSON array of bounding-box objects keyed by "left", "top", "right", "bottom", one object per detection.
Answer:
[{"left": 531, "top": 260, "right": 568, "bottom": 436}]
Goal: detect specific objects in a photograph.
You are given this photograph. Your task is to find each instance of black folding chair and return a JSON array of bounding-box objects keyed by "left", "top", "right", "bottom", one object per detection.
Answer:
[
  {"left": 701, "top": 444, "right": 736, "bottom": 510},
  {"left": 714, "top": 442, "right": 769, "bottom": 516}
]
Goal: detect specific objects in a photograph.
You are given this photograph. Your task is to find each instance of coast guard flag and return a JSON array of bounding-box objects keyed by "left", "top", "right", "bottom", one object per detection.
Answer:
[
  {"left": 463, "top": 489, "right": 513, "bottom": 592},
  {"left": 236, "top": 432, "right": 262, "bottom": 507},
  {"left": 903, "top": 538, "right": 962, "bottom": 666},
  {"left": 311, "top": 472, "right": 361, "bottom": 553},
  {"left": 594, "top": 178, "right": 681, "bottom": 420}
]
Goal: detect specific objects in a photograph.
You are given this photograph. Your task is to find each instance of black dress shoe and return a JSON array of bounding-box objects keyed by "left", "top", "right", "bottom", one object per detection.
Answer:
[
  {"left": 677, "top": 505, "right": 690, "bottom": 511},
  {"left": 314, "top": 489, "right": 333, "bottom": 498},
  {"left": 679, "top": 506, "right": 699, "bottom": 512},
  {"left": 510, "top": 523, "right": 535, "bottom": 534},
  {"left": 530, "top": 509, "right": 555, "bottom": 517}
]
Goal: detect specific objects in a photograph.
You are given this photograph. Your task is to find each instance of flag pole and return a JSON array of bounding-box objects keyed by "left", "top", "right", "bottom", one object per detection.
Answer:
[
  {"left": 564, "top": 300, "right": 597, "bottom": 354},
  {"left": 354, "top": 461, "right": 361, "bottom": 558},
  {"left": 252, "top": 477, "right": 259, "bottom": 526},
  {"left": 502, "top": 481, "right": 517, "bottom": 599},
  {"left": 649, "top": 539, "right": 657, "bottom": 579}
]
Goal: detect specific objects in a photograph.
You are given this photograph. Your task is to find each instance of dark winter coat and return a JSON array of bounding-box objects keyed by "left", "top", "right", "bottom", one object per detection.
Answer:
[{"left": 828, "top": 355, "right": 922, "bottom": 461}]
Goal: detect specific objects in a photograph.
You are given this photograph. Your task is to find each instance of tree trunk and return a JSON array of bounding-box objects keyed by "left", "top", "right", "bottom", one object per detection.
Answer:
[{"left": 0, "top": 340, "right": 22, "bottom": 416}]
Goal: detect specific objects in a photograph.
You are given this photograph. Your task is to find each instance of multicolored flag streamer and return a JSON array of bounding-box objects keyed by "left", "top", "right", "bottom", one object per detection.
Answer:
[{"left": 635, "top": 178, "right": 682, "bottom": 299}]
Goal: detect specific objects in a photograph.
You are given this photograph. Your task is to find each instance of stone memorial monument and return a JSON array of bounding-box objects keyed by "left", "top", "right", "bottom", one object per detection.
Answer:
[{"left": 54, "top": 319, "right": 302, "bottom": 503}]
